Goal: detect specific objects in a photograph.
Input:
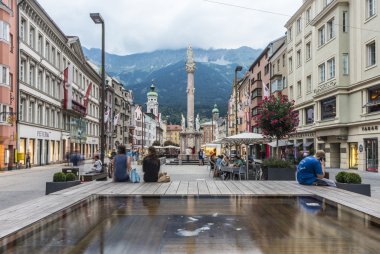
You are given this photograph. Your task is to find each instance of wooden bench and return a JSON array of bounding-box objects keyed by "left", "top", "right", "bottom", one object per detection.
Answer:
[
  {"left": 80, "top": 172, "right": 108, "bottom": 182},
  {"left": 62, "top": 167, "right": 80, "bottom": 180}
]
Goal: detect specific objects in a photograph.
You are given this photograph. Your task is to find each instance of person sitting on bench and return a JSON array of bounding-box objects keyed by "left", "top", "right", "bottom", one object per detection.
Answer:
[{"left": 86, "top": 155, "right": 102, "bottom": 173}]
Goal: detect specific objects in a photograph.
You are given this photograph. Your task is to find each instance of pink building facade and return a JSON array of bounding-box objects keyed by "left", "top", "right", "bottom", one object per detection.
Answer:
[{"left": 0, "top": 0, "right": 17, "bottom": 170}]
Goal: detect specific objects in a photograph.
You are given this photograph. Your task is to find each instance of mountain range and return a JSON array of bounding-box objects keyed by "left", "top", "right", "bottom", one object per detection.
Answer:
[{"left": 82, "top": 47, "right": 262, "bottom": 124}]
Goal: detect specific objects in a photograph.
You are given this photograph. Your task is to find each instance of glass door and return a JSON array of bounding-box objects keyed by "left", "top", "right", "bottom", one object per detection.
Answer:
[
  {"left": 349, "top": 143, "right": 358, "bottom": 169},
  {"left": 365, "top": 138, "right": 378, "bottom": 172}
]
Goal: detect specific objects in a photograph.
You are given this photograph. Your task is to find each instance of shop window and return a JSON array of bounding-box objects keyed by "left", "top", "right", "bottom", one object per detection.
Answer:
[
  {"left": 321, "top": 97, "right": 336, "bottom": 120},
  {"left": 305, "top": 106, "right": 314, "bottom": 124},
  {"left": 367, "top": 85, "right": 380, "bottom": 113}
]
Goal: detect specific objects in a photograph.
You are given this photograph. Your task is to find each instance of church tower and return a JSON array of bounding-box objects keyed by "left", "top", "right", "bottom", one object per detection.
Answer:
[{"left": 146, "top": 83, "right": 158, "bottom": 116}]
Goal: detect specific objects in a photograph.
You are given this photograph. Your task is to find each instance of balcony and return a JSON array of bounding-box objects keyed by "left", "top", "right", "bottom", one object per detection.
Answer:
[
  {"left": 271, "top": 79, "right": 283, "bottom": 93},
  {"left": 251, "top": 80, "right": 262, "bottom": 91}
]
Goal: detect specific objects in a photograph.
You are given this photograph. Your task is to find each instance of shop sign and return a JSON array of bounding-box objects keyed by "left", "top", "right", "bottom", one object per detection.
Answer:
[
  {"left": 362, "top": 126, "right": 378, "bottom": 131},
  {"left": 37, "top": 131, "right": 49, "bottom": 138},
  {"left": 359, "top": 144, "right": 363, "bottom": 152}
]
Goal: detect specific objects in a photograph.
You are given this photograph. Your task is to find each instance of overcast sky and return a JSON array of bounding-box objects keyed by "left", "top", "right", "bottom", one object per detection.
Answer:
[{"left": 38, "top": 0, "right": 301, "bottom": 55}]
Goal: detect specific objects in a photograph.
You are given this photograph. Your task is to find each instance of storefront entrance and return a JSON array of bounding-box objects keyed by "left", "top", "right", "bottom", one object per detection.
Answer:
[
  {"left": 365, "top": 138, "right": 378, "bottom": 172},
  {"left": 330, "top": 143, "right": 341, "bottom": 168},
  {"left": 349, "top": 143, "right": 358, "bottom": 169}
]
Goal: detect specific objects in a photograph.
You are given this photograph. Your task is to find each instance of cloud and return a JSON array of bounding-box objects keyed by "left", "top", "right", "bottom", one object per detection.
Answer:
[{"left": 37, "top": 0, "right": 301, "bottom": 55}]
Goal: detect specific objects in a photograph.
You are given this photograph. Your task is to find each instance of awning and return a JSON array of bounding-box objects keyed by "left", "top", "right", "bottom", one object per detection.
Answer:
[
  {"left": 268, "top": 140, "right": 294, "bottom": 147},
  {"left": 295, "top": 141, "right": 303, "bottom": 147}
]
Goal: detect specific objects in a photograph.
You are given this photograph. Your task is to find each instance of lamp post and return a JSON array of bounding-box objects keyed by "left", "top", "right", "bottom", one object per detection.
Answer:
[
  {"left": 234, "top": 66, "right": 243, "bottom": 135},
  {"left": 90, "top": 13, "right": 105, "bottom": 165}
]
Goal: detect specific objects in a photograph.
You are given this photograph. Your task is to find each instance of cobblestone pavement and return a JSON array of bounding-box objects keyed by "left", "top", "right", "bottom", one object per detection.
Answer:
[{"left": 0, "top": 160, "right": 379, "bottom": 211}]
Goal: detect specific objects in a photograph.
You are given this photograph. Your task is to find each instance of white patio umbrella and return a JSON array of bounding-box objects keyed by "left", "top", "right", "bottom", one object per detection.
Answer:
[
  {"left": 164, "top": 145, "right": 180, "bottom": 149},
  {"left": 221, "top": 132, "right": 267, "bottom": 179}
]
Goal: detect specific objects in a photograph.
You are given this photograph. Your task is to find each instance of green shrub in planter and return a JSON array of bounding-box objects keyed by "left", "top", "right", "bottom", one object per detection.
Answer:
[
  {"left": 345, "top": 172, "right": 362, "bottom": 184},
  {"left": 65, "top": 172, "right": 76, "bottom": 181},
  {"left": 53, "top": 172, "right": 66, "bottom": 182},
  {"left": 335, "top": 172, "right": 348, "bottom": 183},
  {"left": 262, "top": 158, "right": 293, "bottom": 168}
]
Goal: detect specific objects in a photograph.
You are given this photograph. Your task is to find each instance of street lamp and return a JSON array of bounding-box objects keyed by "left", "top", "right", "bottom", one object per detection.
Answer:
[
  {"left": 234, "top": 65, "right": 243, "bottom": 135},
  {"left": 90, "top": 13, "right": 106, "bottom": 165}
]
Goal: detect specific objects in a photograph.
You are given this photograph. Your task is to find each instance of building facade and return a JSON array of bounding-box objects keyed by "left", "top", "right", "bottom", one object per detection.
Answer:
[
  {"left": 286, "top": 0, "right": 380, "bottom": 172},
  {"left": 18, "top": 0, "right": 101, "bottom": 166},
  {"left": 0, "top": 0, "right": 17, "bottom": 170},
  {"left": 166, "top": 124, "right": 181, "bottom": 145}
]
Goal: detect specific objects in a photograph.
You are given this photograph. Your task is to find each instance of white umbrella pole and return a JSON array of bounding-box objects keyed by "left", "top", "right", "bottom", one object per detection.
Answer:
[{"left": 246, "top": 144, "right": 249, "bottom": 180}]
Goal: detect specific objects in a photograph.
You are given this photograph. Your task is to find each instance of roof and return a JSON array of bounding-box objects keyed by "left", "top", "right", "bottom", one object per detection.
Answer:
[
  {"left": 167, "top": 125, "right": 182, "bottom": 131},
  {"left": 147, "top": 84, "right": 158, "bottom": 97}
]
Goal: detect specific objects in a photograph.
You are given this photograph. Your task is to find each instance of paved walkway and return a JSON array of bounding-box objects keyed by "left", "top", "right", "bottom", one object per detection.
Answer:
[{"left": 0, "top": 161, "right": 380, "bottom": 211}]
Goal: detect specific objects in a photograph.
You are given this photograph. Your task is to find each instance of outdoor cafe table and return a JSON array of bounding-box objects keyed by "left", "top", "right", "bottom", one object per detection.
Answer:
[{"left": 220, "top": 166, "right": 240, "bottom": 180}]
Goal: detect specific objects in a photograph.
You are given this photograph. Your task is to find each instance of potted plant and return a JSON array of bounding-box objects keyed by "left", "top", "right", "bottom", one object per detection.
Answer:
[
  {"left": 262, "top": 158, "right": 295, "bottom": 180},
  {"left": 335, "top": 172, "right": 371, "bottom": 196},
  {"left": 45, "top": 172, "right": 81, "bottom": 195}
]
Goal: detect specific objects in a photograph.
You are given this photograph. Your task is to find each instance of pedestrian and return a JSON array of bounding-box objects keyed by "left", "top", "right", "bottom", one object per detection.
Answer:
[
  {"left": 296, "top": 150, "right": 336, "bottom": 186},
  {"left": 70, "top": 150, "right": 80, "bottom": 166},
  {"left": 202, "top": 149, "right": 206, "bottom": 165},
  {"left": 113, "top": 145, "right": 131, "bottom": 182},
  {"left": 143, "top": 146, "right": 161, "bottom": 182},
  {"left": 25, "top": 151, "right": 31, "bottom": 168},
  {"left": 198, "top": 149, "right": 203, "bottom": 166}
]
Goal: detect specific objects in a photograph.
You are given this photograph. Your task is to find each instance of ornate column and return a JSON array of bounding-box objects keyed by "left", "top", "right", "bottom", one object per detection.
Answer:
[{"left": 186, "top": 46, "right": 195, "bottom": 132}]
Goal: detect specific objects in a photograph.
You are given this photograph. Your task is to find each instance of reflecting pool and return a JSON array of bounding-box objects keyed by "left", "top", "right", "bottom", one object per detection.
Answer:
[{"left": 2, "top": 196, "right": 380, "bottom": 254}]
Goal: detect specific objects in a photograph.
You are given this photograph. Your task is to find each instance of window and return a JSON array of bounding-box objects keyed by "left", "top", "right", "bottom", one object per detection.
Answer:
[
  {"left": 0, "top": 65, "right": 9, "bottom": 85},
  {"left": 251, "top": 88, "right": 262, "bottom": 98},
  {"left": 283, "top": 77, "right": 287, "bottom": 88},
  {"left": 367, "top": 0, "right": 376, "bottom": 18},
  {"left": 321, "top": 97, "right": 336, "bottom": 120},
  {"left": 282, "top": 54, "right": 285, "bottom": 67},
  {"left": 327, "top": 58, "right": 335, "bottom": 79},
  {"left": 29, "top": 64, "right": 35, "bottom": 86},
  {"left": 251, "top": 107, "right": 259, "bottom": 116},
  {"left": 290, "top": 86, "right": 294, "bottom": 99},
  {"left": 20, "top": 99, "right": 25, "bottom": 121},
  {"left": 325, "top": 0, "right": 333, "bottom": 7},
  {"left": 45, "top": 41, "right": 50, "bottom": 60},
  {"left": 306, "top": 7, "right": 311, "bottom": 25},
  {"left": 45, "top": 75, "right": 50, "bottom": 95},
  {"left": 51, "top": 47, "right": 56, "bottom": 65},
  {"left": 318, "top": 26, "right": 325, "bottom": 46},
  {"left": 288, "top": 27, "right": 292, "bottom": 41},
  {"left": 327, "top": 18, "right": 335, "bottom": 40},
  {"left": 367, "top": 85, "right": 380, "bottom": 113},
  {"left": 38, "top": 34, "right": 43, "bottom": 54},
  {"left": 367, "top": 41, "right": 376, "bottom": 67},
  {"left": 46, "top": 108, "right": 50, "bottom": 126},
  {"left": 296, "top": 17, "right": 302, "bottom": 34},
  {"left": 0, "top": 20, "right": 10, "bottom": 42},
  {"left": 289, "top": 57, "right": 293, "bottom": 72},
  {"left": 306, "top": 75, "right": 312, "bottom": 93},
  {"left": 10, "top": 33, "right": 13, "bottom": 52},
  {"left": 20, "top": 18, "right": 26, "bottom": 41},
  {"left": 277, "top": 59, "right": 280, "bottom": 72},
  {"left": 296, "top": 50, "right": 301, "bottom": 67},
  {"left": 306, "top": 42, "right": 311, "bottom": 60},
  {"left": 20, "top": 60, "right": 26, "bottom": 82},
  {"left": 305, "top": 106, "right": 314, "bottom": 124},
  {"left": 28, "top": 101, "right": 35, "bottom": 123},
  {"left": 343, "top": 53, "right": 349, "bottom": 75},
  {"left": 319, "top": 63, "right": 326, "bottom": 83},
  {"left": 37, "top": 70, "right": 42, "bottom": 90},
  {"left": 29, "top": 26, "right": 35, "bottom": 49},
  {"left": 37, "top": 104, "right": 43, "bottom": 125},
  {"left": 0, "top": 105, "right": 6, "bottom": 122},
  {"left": 297, "top": 81, "right": 302, "bottom": 97},
  {"left": 57, "top": 51, "right": 61, "bottom": 69},
  {"left": 343, "top": 11, "right": 348, "bottom": 32},
  {"left": 264, "top": 64, "right": 269, "bottom": 75},
  {"left": 257, "top": 71, "right": 261, "bottom": 80}
]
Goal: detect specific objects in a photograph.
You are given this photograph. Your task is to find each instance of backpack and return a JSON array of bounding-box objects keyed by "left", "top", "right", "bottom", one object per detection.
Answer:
[{"left": 130, "top": 168, "right": 140, "bottom": 183}]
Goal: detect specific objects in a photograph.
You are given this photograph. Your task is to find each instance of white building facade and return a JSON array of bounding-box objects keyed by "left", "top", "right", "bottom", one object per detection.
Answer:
[{"left": 18, "top": 0, "right": 101, "bottom": 165}]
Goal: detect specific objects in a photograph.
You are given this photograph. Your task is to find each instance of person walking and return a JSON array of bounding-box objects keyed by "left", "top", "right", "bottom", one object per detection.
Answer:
[
  {"left": 25, "top": 151, "right": 31, "bottom": 168},
  {"left": 113, "top": 145, "right": 131, "bottom": 182},
  {"left": 198, "top": 149, "right": 203, "bottom": 166},
  {"left": 143, "top": 146, "right": 161, "bottom": 182}
]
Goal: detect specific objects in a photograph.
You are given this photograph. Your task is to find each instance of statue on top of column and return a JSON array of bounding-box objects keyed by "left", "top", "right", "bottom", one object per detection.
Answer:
[
  {"left": 195, "top": 114, "right": 200, "bottom": 132},
  {"left": 186, "top": 45, "right": 195, "bottom": 73}
]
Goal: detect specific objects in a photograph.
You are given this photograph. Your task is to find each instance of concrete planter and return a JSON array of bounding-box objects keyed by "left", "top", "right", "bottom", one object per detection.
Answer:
[
  {"left": 46, "top": 181, "right": 81, "bottom": 195},
  {"left": 336, "top": 182, "right": 371, "bottom": 197},
  {"left": 267, "top": 167, "right": 296, "bottom": 180}
]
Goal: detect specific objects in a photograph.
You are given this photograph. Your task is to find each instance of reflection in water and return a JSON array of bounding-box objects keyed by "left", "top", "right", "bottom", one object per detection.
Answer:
[{"left": 2, "top": 196, "right": 380, "bottom": 254}]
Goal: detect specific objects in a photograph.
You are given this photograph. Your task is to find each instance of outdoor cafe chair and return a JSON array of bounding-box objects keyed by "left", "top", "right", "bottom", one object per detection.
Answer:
[{"left": 233, "top": 165, "right": 246, "bottom": 180}]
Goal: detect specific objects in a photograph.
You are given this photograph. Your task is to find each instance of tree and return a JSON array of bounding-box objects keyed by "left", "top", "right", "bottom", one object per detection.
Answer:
[
  {"left": 152, "top": 141, "right": 161, "bottom": 146},
  {"left": 164, "top": 140, "right": 179, "bottom": 147},
  {"left": 256, "top": 93, "right": 299, "bottom": 158}
]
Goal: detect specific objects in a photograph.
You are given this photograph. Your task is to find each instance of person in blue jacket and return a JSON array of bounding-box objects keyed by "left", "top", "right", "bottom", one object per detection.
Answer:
[{"left": 297, "top": 150, "right": 335, "bottom": 186}]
